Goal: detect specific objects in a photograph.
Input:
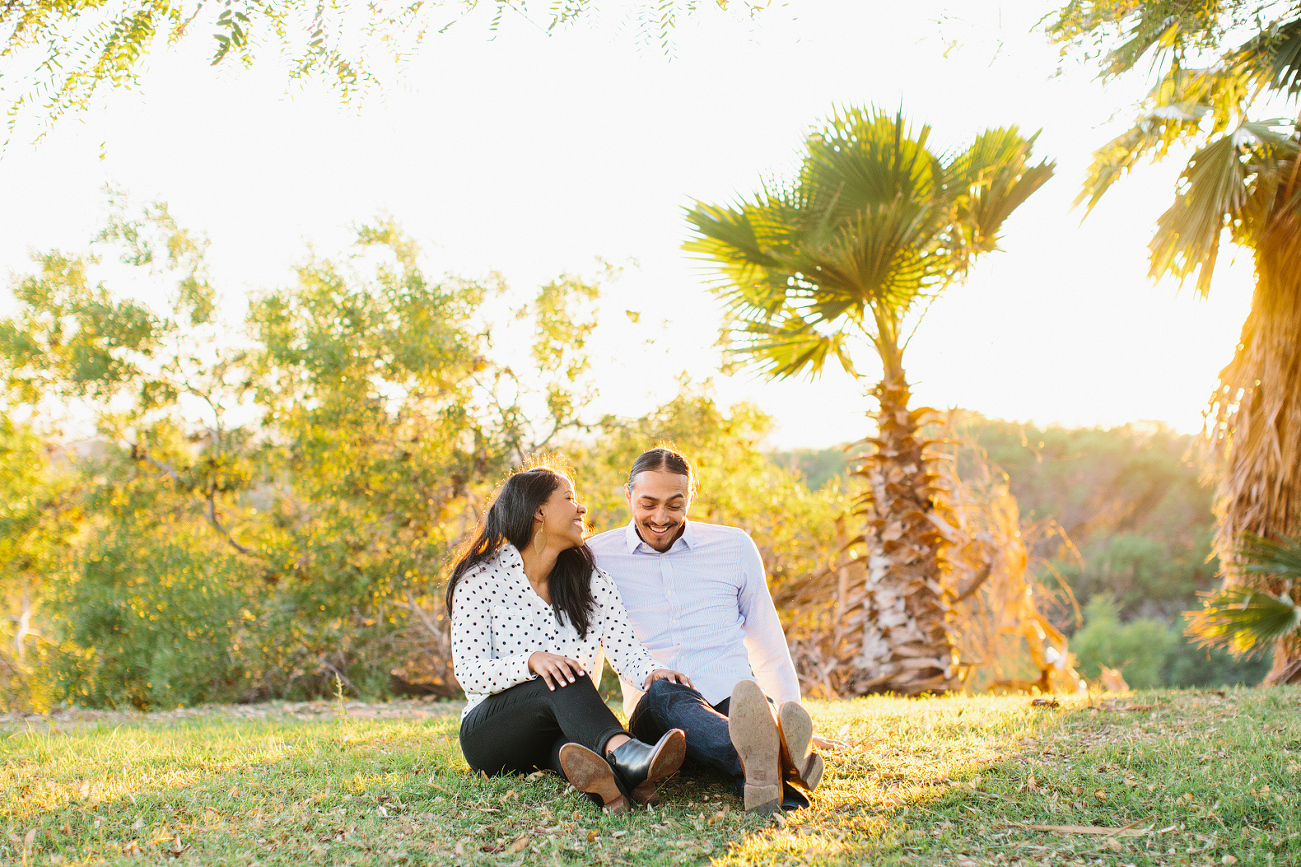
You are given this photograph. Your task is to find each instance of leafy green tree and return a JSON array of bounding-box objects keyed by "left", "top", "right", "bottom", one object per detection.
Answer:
[
  {"left": 0, "top": 196, "right": 601, "bottom": 707},
  {"left": 1049, "top": 0, "right": 1301, "bottom": 683},
  {"left": 0, "top": 413, "right": 79, "bottom": 711},
  {"left": 1071, "top": 596, "right": 1177, "bottom": 689},
  {"left": 1074, "top": 596, "right": 1270, "bottom": 688},
  {"left": 684, "top": 107, "right": 1053, "bottom": 695},
  {"left": 0, "top": 0, "right": 751, "bottom": 138}
]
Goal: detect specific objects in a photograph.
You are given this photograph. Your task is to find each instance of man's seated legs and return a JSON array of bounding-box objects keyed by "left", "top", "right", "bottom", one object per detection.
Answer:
[
  {"left": 627, "top": 678, "right": 744, "bottom": 785},
  {"left": 628, "top": 678, "right": 821, "bottom": 815}
]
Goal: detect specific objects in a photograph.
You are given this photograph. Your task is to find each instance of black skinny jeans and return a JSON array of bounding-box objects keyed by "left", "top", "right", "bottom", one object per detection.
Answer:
[{"left": 459, "top": 675, "right": 629, "bottom": 776}]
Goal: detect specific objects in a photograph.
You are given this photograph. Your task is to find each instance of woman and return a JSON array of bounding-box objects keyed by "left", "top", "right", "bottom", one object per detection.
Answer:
[{"left": 447, "top": 464, "right": 692, "bottom": 813}]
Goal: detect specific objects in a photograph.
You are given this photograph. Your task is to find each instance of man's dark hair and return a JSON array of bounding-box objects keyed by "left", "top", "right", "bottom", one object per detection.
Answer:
[
  {"left": 626, "top": 447, "right": 696, "bottom": 496},
  {"left": 445, "top": 466, "right": 596, "bottom": 637}
]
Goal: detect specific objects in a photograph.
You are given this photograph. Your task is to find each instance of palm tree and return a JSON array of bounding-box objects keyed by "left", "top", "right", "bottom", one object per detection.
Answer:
[
  {"left": 1049, "top": 3, "right": 1301, "bottom": 684},
  {"left": 683, "top": 107, "right": 1054, "bottom": 695}
]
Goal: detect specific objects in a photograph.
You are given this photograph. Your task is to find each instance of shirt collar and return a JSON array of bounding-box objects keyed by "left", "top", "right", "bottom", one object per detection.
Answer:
[
  {"left": 623, "top": 519, "right": 695, "bottom": 553},
  {"left": 496, "top": 542, "right": 524, "bottom": 570}
]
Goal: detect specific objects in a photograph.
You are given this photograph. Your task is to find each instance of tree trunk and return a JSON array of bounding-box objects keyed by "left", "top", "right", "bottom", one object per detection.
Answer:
[
  {"left": 841, "top": 371, "right": 960, "bottom": 695},
  {"left": 1208, "top": 204, "right": 1301, "bottom": 685}
]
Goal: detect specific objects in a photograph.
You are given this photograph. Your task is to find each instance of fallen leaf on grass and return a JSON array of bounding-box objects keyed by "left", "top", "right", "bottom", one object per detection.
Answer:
[
  {"left": 507, "top": 835, "right": 528, "bottom": 854},
  {"left": 1012, "top": 823, "right": 1148, "bottom": 838},
  {"left": 812, "top": 735, "right": 849, "bottom": 751},
  {"left": 165, "top": 836, "right": 189, "bottom": 859}
]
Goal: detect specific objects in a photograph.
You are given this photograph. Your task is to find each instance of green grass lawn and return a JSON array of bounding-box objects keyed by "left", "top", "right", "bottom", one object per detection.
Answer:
[{"left": 3, "top": 688, "right": 1298, "bottom": 866}]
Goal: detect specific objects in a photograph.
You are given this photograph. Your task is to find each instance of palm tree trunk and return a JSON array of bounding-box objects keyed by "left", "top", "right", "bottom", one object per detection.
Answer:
[
  {"left": 1209, "top": 210, "right": 1301, "bottom": 685},
  {"left": 843, "top": 369, "right": 960, "bottom": 695}
]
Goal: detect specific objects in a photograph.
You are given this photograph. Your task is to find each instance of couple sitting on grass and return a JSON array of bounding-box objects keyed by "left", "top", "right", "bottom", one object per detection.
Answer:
[{"left": 446, "top": 447, "right": 824, "bottom": 815}]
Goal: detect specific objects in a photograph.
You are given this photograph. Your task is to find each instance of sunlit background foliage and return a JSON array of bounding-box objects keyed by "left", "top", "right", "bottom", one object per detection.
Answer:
[{"left": 0, "top": 197, "right": 1265, "bottom": 713}]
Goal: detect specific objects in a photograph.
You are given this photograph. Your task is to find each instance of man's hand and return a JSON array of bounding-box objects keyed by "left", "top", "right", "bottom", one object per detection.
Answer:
[
  {"left": 528, "top": 652, "right": 587, "bottom": 691},
  {"left": 644, "top": 668, "right": 694, "bottom": 689}
]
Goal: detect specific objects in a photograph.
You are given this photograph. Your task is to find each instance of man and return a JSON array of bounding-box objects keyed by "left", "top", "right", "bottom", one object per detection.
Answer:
[{"left": 586, "top": 447, "right": 823, "bottom": 814}]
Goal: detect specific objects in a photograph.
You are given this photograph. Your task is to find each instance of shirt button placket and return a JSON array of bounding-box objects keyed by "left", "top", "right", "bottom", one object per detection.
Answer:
[{"left": 662, "top": 557, "right": 681, "bottom": 665}]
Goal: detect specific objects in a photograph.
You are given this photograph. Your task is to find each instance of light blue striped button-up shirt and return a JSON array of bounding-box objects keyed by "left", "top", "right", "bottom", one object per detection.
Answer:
[{"left": 587, "top": 520, "right": 801, "bottom": 715}]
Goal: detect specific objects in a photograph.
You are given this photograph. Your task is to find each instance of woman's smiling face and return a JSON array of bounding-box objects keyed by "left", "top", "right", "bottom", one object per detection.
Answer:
[{"left": 538, "top": 476, "right": 587, "bottom": 549}]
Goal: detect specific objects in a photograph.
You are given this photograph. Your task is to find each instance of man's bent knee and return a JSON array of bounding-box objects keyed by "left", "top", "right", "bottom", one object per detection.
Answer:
[{"left": 645, "top": 678, "right": 695, "bottom": 700}]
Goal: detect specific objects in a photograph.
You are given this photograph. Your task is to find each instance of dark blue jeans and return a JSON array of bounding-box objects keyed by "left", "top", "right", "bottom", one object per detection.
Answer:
[
  {"left": 627, "top": 679, "right": 744, "bottom": 794},
  {"left": 459, "top": 675, "right": 628, "bottom": 776}
]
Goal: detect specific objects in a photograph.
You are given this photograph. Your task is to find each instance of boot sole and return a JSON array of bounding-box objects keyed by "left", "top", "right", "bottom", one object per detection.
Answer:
[
  {"left": 629, "top": 728, "right": 686, "bottom": 806},
  {"left": 729, "top": 680, "right": 781, "bottom": 815},
  {"left": 559, "top": 744, "right": 629, "bottom": 815},
  {"left": 777, "top": 701, "right": 823, "bottom": 791}
]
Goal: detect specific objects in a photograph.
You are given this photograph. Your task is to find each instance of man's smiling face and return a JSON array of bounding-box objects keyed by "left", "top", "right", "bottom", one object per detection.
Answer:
[{"left": 625, "top": 468, "right": 692, "bottom": 553}]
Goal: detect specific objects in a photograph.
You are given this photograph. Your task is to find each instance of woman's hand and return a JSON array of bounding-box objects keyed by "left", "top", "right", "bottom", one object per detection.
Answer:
[
  {"left": 644, "top": 668, "right": 694, "bottom": 689},
  {"left": 528, "top": 652, "right": 587, "bottom": 691}
]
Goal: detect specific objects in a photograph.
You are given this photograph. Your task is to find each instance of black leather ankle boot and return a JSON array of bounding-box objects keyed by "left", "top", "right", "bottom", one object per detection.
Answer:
[{"left": 605, "top": 728, "right": 686, "bottom": 805}]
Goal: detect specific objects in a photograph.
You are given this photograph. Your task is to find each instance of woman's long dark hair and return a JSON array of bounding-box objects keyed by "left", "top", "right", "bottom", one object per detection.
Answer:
[{"left": 445, "top": 466, "right": 596, "bottom": 638}]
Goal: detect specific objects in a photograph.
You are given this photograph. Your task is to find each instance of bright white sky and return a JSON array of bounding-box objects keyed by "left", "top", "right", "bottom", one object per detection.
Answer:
[{"left": 0, "top": 0, "right": 1257, "bottom": 448}]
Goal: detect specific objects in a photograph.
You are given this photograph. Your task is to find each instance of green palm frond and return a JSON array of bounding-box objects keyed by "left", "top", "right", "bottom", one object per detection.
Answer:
[
  {"left": 726, "top": 311, "right": 857, "bottom": 380},
  {"left": 1188, "top": 534, "right": 1301, "bottom": 655},
  {"left": 809, "top": 195, "right": 943, "bottom": 311},
  {"left": 802, "top": 109, "right": 943, "bottom": 230},
  {"left": 683, "top": 198, "right": 784, "bottom": 281},
  {"left": 1078, "top": 63, "right": 1251, "bottom": 216},
  {"left": 1239, "top": 534, "right": 1301, "bottom": 578},
  {"left": 1148, "top": 119, "right": 1300, "bottom": 296},
  {"left": 685, "top": 105, "right": 1051, "bottom": 381},
  {"left": 948, "top": 127, "right": 1056, "bottom": 255},
  {"left": 1148, "top": 130, "right": 1245, "bottom": 296},
  {"left": 1188, "top": 585, "right": 1301, "bottom": 656},
  {"left": 1228, "top": 13, "right": 1301, "bottom": 98}
]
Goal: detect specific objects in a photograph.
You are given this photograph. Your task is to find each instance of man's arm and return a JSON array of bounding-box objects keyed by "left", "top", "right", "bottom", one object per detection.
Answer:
[{"left": 735, "top": 532, "right": 802, "bottom": 704}]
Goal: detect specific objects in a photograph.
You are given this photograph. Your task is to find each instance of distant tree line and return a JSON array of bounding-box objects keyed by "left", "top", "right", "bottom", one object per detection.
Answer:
[{"left": 775, "top": 415, "right": 1270, "bottom": 688}]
